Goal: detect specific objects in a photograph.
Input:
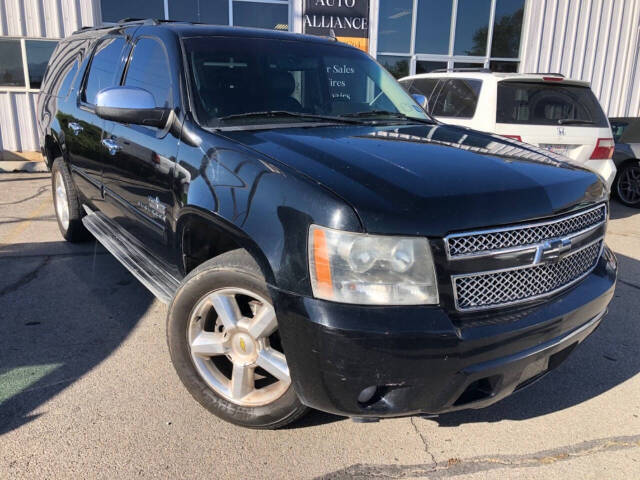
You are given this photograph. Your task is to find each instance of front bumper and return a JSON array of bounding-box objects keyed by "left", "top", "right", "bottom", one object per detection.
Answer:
[{"left": 272, "top": 247, "right": 617, "bottom": 418}]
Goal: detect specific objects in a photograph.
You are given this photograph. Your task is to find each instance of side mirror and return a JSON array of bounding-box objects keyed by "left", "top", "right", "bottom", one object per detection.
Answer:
[
  {"left": 412, "top": 93, "right": 429, "bottom": 112},
  {"left": 96, "top": 86, "right": 169, "bottom": 128}
]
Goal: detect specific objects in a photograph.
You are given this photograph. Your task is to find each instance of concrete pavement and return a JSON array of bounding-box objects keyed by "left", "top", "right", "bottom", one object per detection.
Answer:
[{"left": 0, "top": 173, "right": 638, "bottom": 479}]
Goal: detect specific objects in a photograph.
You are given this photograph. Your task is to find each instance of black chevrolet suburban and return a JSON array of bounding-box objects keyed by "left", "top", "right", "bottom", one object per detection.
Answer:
[{"left": 38, "top": 20, "right": 617, "bottom": 429}]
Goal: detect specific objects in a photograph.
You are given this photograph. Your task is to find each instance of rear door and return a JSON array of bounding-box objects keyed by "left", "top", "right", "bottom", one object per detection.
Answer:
[
  {"left": 101, "top": 35, "right": 179, "bottom": 263},
  {"left": 65, "top": 34, "right": 129, "bottom": 205},
  {"left": 494, "top": 80, "right": 612, "bottom": 163}
]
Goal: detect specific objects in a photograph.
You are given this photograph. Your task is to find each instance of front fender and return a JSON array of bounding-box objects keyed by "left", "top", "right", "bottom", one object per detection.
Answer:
[{"left": 175, "top": 124, "right": 361, "bottom": 297}]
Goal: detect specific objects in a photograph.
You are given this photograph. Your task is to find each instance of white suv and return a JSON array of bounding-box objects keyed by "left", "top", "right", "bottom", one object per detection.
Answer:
[{"left": 399, "top": 70, "right": 616, "bottom": 188}]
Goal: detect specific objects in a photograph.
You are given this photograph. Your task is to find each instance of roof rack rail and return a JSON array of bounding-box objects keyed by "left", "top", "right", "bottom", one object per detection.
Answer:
[
  {"left": 72, "top": 18, "right": 181, "bottom": 35},
  {"left": 525, "top": 72, "right": 565, "bottom": 77},
  {"left": 430, "top": 67, "right": 492, "bottom": 73}
]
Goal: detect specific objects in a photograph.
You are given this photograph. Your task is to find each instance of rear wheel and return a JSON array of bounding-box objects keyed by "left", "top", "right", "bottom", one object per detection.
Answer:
[
  {"left": 614, "top": 161, "right": 640, "bottom": 208},
  {"left": 167, "top": 249, "right": 308, "bottom": 429},
  {"left": 51, "top": 159, "right": 91, "bottom": 242}
]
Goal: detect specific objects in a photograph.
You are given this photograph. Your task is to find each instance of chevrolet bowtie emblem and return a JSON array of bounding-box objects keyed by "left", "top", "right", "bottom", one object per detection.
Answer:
[{"left": 533, "top": 238, "right": 572, "bottom": 264}]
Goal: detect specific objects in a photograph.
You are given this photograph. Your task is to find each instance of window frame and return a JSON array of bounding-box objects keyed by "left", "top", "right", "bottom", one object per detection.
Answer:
[
  {"left": 375, "top": 0, "right": 526, "bottom": 77},
  {"left": 0, "top": 37, "right": 59, "bottom": 92}
]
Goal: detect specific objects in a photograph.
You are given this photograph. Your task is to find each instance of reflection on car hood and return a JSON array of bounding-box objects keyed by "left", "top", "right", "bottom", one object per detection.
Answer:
[{"left": 222, "top": 123, "right": 606, "bottom": 236}]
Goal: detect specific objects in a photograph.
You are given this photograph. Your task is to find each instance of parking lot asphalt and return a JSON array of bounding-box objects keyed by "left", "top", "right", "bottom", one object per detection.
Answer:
[{"left": 0, "top": 172, "right": 639, "bottom": 479}]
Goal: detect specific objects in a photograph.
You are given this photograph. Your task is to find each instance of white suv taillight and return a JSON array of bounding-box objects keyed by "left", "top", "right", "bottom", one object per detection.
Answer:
[{"left": 590, "top": 138, "right": 615, "bottom": 159}]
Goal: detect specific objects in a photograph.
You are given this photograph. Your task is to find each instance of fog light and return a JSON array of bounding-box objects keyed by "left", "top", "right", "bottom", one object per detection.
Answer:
[{"left": 357, "top": 385, "right": 378, "bottom": 404}]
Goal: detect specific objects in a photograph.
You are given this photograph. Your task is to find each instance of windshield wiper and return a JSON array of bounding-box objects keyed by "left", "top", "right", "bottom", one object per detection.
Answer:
[
  {"left": 216, "top": 110, "right": 365, "bottom": 125},
  {"left": 340, "top": 110, "right": 434, "bottom": 124},
  {"left": 557, "top": 118, "right": 595, "bottom": 125}
]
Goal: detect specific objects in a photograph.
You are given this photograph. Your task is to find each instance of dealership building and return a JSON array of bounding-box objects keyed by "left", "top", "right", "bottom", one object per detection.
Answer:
[{"left": 0, "top": 0, "right": 639, "bottom": 154}]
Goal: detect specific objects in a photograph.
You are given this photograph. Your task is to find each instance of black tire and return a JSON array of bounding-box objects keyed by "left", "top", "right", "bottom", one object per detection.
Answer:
[
  {"left": 167, "top": 249, "right": 308, "bottom": 429},
  {"left": 51, "top": 159, "right": 91, "bottom": 242},
  {"left": 613, "top": 160, "right": 640, "bottom": 208}
]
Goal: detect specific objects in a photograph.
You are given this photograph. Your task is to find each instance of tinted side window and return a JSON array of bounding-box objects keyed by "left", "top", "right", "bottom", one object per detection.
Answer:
[
  {"left": 40, "top": 40, "right": 86, "bottom": 98},
  {"left": 431, "top": 79, "right": 482, "bottom": 118},
  {"left": 83, "top": 37, "right": 126, "bottom": 105},
  {"left": 401, "top": 78, "right": 441, "bottom": 102},
  {"left": 124, "top": 38, "right": 172, "bottom": 108}
]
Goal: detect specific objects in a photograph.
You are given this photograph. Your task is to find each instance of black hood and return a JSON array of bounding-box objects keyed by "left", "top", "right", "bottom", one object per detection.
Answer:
[{"left": 222, "top": 123, "right": 606, "bottom": 236}]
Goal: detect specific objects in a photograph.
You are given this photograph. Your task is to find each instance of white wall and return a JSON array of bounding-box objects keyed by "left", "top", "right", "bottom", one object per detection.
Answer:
[
  {"left": 520, "top": 0, "right": 640, "bottom": 117},
  {"left": 0, "top": 0, "right": 100, "bottom": 38}
]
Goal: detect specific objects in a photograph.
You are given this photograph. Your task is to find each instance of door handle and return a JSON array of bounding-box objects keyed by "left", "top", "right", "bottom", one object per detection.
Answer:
[
  {"left": 68, "top": 122, "right": 83, "bottom": 135},
  {"left": 101, "top": 138, "right": 121, "bottom": 156}
]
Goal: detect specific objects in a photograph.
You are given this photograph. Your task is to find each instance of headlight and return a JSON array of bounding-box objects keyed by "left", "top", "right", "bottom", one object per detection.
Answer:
[{"left": 308, "top": 225, "right": 439, "bottom": 305}]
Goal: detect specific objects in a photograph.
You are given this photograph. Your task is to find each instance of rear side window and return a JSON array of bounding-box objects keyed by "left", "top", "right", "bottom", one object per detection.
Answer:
[
  {"left": 83, "top": 37, "right": 126, "bottom": 105},
  {"left": 40, "top": 40, "right": 85, "bottom": 98},
  {"left": 431, "top": 79, "right": 482, "bottom": 118},
  {"left": 124, "top": 37, "right": 172, "bottom": 108},
  {"left": 497, "top": 81, "right": 609, "bottom": 127}
]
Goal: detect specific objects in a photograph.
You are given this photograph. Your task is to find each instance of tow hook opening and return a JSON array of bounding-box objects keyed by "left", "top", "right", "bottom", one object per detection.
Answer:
[
  {"left": 454, "top": 375, "right": 501, "bottom": 406},
  {"left": 356, "top": 385, "right": 394, "bottom": 408}
]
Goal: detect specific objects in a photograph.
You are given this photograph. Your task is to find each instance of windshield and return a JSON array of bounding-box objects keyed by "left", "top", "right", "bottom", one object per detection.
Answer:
[
  {"left": 183, "top": 36, "right": 429, "bottom": 127},
  {"left": 496, "top": 81, "right": 609, "bottom": 127}
]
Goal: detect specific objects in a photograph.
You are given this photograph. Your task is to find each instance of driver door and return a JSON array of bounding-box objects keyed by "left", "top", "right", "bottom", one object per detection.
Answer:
[{"left": 101, "top": 36, "right": 179, "bottom": 264}]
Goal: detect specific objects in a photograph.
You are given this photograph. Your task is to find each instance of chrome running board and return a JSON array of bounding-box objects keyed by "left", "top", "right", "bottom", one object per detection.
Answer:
[{"left": 82, "top": 205, "right": 181, "bottom": 304}]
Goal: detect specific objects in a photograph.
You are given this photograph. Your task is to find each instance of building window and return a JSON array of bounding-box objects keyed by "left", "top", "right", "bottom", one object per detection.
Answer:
[
  {"left": 101, "top": 0, "right": 291, "bottom": 31},
  {"left": 377, "top": 0, "right": 413, "bottom": 53},
  {"left": 25, "top": 40, "right": 58, "bottom": 89},
  {"left": 377, "top": 0, "right": 524, "bottom": 78},
  {"left": 0, "top": 39, "right": 24, "bottom": 87},
  {"left": 101, "top": 0, "right": 165, "bottom": 23},
  {"left": 491, "top": 0, "right": 526, "bottom": 58},
  {"left": 415, "top": 0, "right": 452, "bottom": 55},
  {"left": 453, "top": 0, "right": 491, "bottom": 56},
  {"left": 169, "top": 0, "right": 229, "bottom": 24},
  {"left": 377, "top": 55, "right": 410, "bottom": 78},
  {"left": 0, "top": 38, "right": 59, "bottom": 90},
  {"left": 416, "top": 60, "right": 448, "bottom": 74},
  {"left": 233, "top": 1, "right": 289, "bottom": 30}
]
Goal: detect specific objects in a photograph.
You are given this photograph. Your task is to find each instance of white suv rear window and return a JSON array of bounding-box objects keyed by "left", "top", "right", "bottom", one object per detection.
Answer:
[{"left": 497, "top": 81, "right": 608, "bottom": 127}]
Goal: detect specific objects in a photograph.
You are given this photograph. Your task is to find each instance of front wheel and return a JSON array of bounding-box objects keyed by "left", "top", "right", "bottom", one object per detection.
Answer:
[
  {"left": 166, "top": 249, "right": 308, "bottom": 429},
  {"left": 614, "top": 161, "right": 640, "bottom": 208}
]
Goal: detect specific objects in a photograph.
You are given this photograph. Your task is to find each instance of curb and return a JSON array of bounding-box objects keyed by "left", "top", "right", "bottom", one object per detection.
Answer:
[{"left": 0, "top": 161, "right": 49, "bottom": 173}]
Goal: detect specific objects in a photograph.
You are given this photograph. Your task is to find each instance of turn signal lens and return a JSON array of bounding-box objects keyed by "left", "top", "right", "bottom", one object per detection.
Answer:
[
  {"left": 308, "top": 225, "right": 439, "bottom": 305},
  {"left": 312, "top": 227, "right": 333, "bottom": 297},
  {"left": 590, "top": 138, "right": 615, "bottom": 159}
]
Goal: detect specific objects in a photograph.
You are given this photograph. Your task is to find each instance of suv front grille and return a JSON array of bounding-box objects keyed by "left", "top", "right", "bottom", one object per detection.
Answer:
[
  {"left": 447, "top": 204, "right": 606, "bottom": 258},
  {"left": 453, "top": 240, "right": 603, "bottom": 311}
]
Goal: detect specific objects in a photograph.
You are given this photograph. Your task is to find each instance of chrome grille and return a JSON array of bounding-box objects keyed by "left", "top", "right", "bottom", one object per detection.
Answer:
[
  {"left": 447, "top": 204, "right": 606, "bottom": 257},
  {"left": 453, "top": 241, "right": 602, "bottom": 311}
]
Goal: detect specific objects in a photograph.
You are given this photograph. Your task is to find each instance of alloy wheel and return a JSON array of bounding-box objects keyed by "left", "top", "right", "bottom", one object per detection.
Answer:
[
  {"left": 187, "top": 288, "right": 291, "bottom": 407},
  {"left": 54, "top": 171, "right": 70, "bottom": 230},
  {"left": 617, "top": 164, "right": 640, "bottom": 205}
]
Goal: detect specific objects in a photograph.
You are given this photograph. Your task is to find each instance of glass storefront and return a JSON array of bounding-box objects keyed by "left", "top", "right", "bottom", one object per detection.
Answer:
[
  {"left": 0, "top": 38, "right": 59, "bottom": 90},
  {"left": 101, "top": 0, "right": 290, "bottom": 30},
  {"left": 377, "top": 0, "right": 525, "bottom": 77}
]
